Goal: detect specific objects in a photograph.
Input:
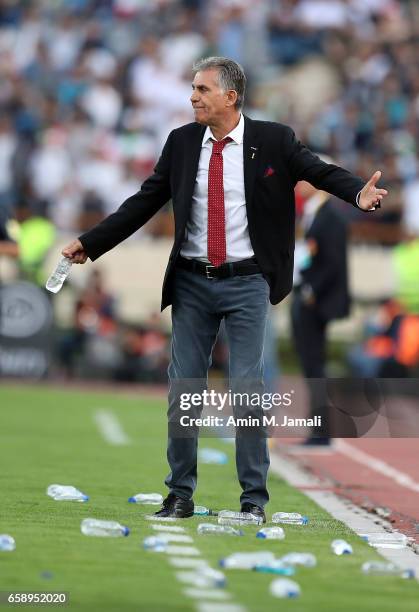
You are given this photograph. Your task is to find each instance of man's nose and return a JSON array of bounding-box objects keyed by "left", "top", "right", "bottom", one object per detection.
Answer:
[{"left": 191, "top": 91, "right": 199, "bottom": 104}]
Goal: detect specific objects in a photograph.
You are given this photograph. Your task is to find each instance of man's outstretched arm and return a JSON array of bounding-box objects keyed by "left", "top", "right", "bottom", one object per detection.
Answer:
[
  {"left": 283, "top": 127, "right": 388, "bottom": 210},
  {"left": 62, "top": 130, "right": 174, "bottom": 263}
]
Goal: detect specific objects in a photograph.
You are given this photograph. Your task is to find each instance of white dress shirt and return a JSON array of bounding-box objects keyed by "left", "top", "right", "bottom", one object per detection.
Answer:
[{"left": 180, "top": 113, "right": 254, "bottom": 262}]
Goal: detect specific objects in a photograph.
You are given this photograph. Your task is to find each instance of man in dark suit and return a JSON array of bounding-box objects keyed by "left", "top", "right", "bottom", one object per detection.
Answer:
[
  {"left": 291, "top": 177, "right": 350, "bottom": 446},
  {"left": 63, "top": 57, "right": 387, "bottom": 521}
]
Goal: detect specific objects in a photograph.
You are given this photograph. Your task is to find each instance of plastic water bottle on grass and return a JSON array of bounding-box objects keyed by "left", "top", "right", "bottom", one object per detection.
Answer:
[
  {"left": 81, "top": 519, "right": 129, "bottom": 537},
  {"left": 362, "top": 561, "right": 414, "bottom": 579},
  {"left": 47, "top": 484, "right": 88, "bottom": 502},
  {"left": 194, "top": 505, "right": 216, "bottom": 516},
  {"left": 218, "top": 510, "right": 263, "bottom": 526},
  {"left": 45, "top": 257, "right": 72, "bottom": 293},
  {"left": 197, "top": 523, "right": 243, "bottom": 536},
  {"left": 270, "top": 578, "right": 301, "bottom": 598},
  {"left": 143, "top": 535, "right": 167, "bottom": 551},
  {"left": 362, "top": 532, "right": 409, "bottom": 549},
  {"left": 281, "top": 552, "right": 317, "bottom": 567},
  {"left": 198, "top": 448, "right": 228, "bottom": 464},
  {"left": 272, "top": 512, "right": 308, "bottom": 525},
  {"left": 331, "top": 539, "right": 353, "bottom": 555},
  {"left": 128, "top": 493, "right": 163, "bottom": 505},
  {"left": 0, "top": 535, "right": 16, "bottom": 551},
  {"left": 256, "top": 527, "right": 285, "bottom": 540},
  {"left": 219, "top": 551, "right": 275, "bottom": 569},
  {"left": 254, "top": 560, "right": 295, "bottom": 576},
  {"left": 177, "top": 567, "right": 227, "bottom": 588}
]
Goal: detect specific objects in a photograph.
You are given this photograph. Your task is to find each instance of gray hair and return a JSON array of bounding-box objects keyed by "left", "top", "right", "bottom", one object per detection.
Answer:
[{"left": 192, "top": 56, "right": 246, "bottom": 110}]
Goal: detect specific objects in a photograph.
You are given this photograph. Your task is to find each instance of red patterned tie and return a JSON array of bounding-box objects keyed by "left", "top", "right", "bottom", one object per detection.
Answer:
[{"left": 207, "top": 137, "right": 232, "bottom": 267}]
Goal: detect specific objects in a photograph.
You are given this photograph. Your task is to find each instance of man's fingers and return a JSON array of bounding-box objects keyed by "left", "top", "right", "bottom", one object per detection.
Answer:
[
  {"left": 367, "top": 170, "right": 382, "bottom": 188},
  {"left": 61, "top": 239, "right": 87, "bottom": 264}
]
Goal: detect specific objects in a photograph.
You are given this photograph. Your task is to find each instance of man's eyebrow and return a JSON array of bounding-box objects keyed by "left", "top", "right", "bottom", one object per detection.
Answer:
[{"left": 191, "top": 84, "right": 209, "bottom": 90}]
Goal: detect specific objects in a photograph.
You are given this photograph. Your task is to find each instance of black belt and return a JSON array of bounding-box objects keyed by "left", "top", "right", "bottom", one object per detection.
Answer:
[{"left": 176, "top": 256, "right": 261, "bottom": 279}]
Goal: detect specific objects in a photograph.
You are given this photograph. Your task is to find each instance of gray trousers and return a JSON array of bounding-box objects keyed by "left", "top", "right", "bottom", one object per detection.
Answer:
[{"left": 165, "top": 266, "right": 271, "bottom": 508}]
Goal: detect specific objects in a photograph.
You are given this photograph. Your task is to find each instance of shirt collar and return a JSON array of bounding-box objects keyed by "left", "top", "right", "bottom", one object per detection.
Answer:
[{"left": 203, "top": 113, "right": 244, "bottom": 146}]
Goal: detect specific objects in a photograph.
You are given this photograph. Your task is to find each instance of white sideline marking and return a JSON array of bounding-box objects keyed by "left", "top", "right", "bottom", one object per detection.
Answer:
[
  {"left": 151, "top": 524, "right": 186, "bottom": 533},
  {"left": 336, "top": 440, "right": 419, "bottom": 493},
  {"left": 165, "top": 545, "right": 201, "bottom": 556},
  {"left": 159, "top": 534, "right": 194, "bottom": 543},
  {"left": 184, "top": 589, "right": 230, "bottom": 601},
  {"left": 146, "top": 515, "right": 177, "bottom": 522},
  {"left": 270, "top": 452, "right": 419, "bottom": 577},
  {"left": 169, "top": 558, "right": 210, "bottom": 569},
  {"left": 176, "top": 571, "right": 211, "bottom": 585},
  {"left": 197, "top": 605, "right": 246, "bottom": 612},
  {"left": 93, "top": 410, "right": 130, "bottom": 445}
]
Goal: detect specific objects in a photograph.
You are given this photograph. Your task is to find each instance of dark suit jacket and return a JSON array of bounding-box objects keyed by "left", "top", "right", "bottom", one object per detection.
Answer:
[
  {"left": 79, "top": 116, "right": 365, "bottom": 311},
  {"left": 300, "top": 201, "right": 350, "bottom": 321}
]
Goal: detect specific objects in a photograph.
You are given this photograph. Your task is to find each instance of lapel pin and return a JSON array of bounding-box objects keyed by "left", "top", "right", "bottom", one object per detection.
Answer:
[{"left": 250, "top": 146, "right": 258, "bottom": 159}]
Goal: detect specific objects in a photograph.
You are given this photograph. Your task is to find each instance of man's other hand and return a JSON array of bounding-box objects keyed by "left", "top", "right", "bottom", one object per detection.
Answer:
[
  {"left": 62, "top": 239, "right": 88, "bottom": 264},
  {"left": 358, "top": 170, "right": 388, "bottom": 211}
]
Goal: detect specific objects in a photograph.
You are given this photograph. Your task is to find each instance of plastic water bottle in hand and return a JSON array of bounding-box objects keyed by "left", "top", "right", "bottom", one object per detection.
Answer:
[
  {"left": 0, "top": 535, "right": 16, "bottom": 551},
  {"left": 254, "top": 560, "right": 295, "bottom": 576},
  {"left": 256, "top": 527, "right": 285, "bottom": 540},
  {"left": 281, "top": 552, "right": 317, "bottom": 568},
  {"left": 219, "top": 551, "right": 275, "bottom": 569},
  {"left": 45, "top": 257, "right": 72, "bottom": 293},
  {"left": 218, "top": 510, "right": 263, "bottom": 526},
  {"left": 331, "top": 539, "right": 353, "bottom": 555},
  {"left": 272, "top": 512, "right": 308, "bottom": 525},
  {"left": 47, "top": 484, "right": 88, "bottom": 502},
  {"left": 270, "top": 578, "right": 301, "bottom": 598},
  {"left": 81, "top": 518, "right": 129, "bottom": 537},
  {"left": 197, "top": 523, "right": 243, "bottom": 536},
  {"left": 362, "top": 561, "right": 414, "bottom": 579},
  {"left": 128, "top": 493, "right": 163, "bottom": 505}
]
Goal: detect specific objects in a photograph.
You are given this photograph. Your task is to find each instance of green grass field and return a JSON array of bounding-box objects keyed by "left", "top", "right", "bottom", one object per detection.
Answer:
[{"left": 0, "top": 385, "right": 417, "bottom": 612}]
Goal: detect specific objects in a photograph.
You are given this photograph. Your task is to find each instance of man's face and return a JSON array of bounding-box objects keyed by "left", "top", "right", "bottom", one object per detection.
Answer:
[{"left": 191, "top": 69, "right": 231, "bottom": 125}]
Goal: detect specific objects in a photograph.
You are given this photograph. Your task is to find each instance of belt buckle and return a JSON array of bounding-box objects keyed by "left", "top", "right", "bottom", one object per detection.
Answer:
[{"left": 205, "top": 264, "right": 215, "bottom": 279}]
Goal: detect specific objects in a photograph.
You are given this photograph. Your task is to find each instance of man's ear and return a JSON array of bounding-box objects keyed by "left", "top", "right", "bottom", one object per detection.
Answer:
[{"left": 226, "top": 90, "right": 238, "bottom": 108}]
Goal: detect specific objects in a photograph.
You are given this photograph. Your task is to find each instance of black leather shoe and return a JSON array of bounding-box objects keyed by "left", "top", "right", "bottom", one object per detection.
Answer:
[
  {"left": 154, "top": 493, "right": 194, "bottom": 518},
  {"left": 241, "top": 502, "right": 266, "bottom": 523}
]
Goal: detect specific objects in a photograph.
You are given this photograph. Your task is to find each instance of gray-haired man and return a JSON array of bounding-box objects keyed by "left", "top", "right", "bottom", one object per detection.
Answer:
[{"left": 63, "top": 57, "right": 387, "bottom": 520}]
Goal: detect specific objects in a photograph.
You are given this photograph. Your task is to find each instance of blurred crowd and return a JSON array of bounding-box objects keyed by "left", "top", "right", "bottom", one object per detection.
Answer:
[
  {"left": 2, "top": 0, "right": 419, "bottom": 381},
  {"left": 0, "top": 0, "right": 419, "bottom": 240}
]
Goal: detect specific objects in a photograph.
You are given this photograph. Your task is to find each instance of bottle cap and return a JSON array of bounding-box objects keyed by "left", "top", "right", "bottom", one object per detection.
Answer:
[
  {"left": 123, "top": 526, "right": 130, "bottom": 536},
  {"left": 128, "top": 497, "right": 137, "bottom": 503}
]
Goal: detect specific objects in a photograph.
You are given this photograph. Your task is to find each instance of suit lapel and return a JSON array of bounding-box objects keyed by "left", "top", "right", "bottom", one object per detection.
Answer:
[
  {"left": 182, "top": 123, "right": 206, "bottom": 219},
  {"left": 243, "top": 115, "right": 260, "bottom": 212}
]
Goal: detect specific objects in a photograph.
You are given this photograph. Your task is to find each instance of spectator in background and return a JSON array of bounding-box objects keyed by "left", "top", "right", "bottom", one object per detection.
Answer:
[
  {"left": 58, "top": 268, "right": 118, "bottom": 378},
  {"left": 0, "top": 214, "right": 19, "bottom": 260},
  {"left": 14, "top": 194, "right": 55, "bottom": 286},
  {"left": 347, "top": 299, "right": 419, "bottom": 377},
  {"left": 0, "top": 0, "right": 416, "bottom": 241},
  {"left": 292, "top": 167, "right": 351, "bottom": 446},
  {"left": 392, "top": 233, "right": 419, "bottom": 315}
]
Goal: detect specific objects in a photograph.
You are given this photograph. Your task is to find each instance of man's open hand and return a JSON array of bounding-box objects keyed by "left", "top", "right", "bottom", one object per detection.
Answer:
[
  {"left": 358, "top": 170, "right": 388, "bottom": 211},
  {"left": 62, "top": 239, "right": 88, "bottom": 264}
]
